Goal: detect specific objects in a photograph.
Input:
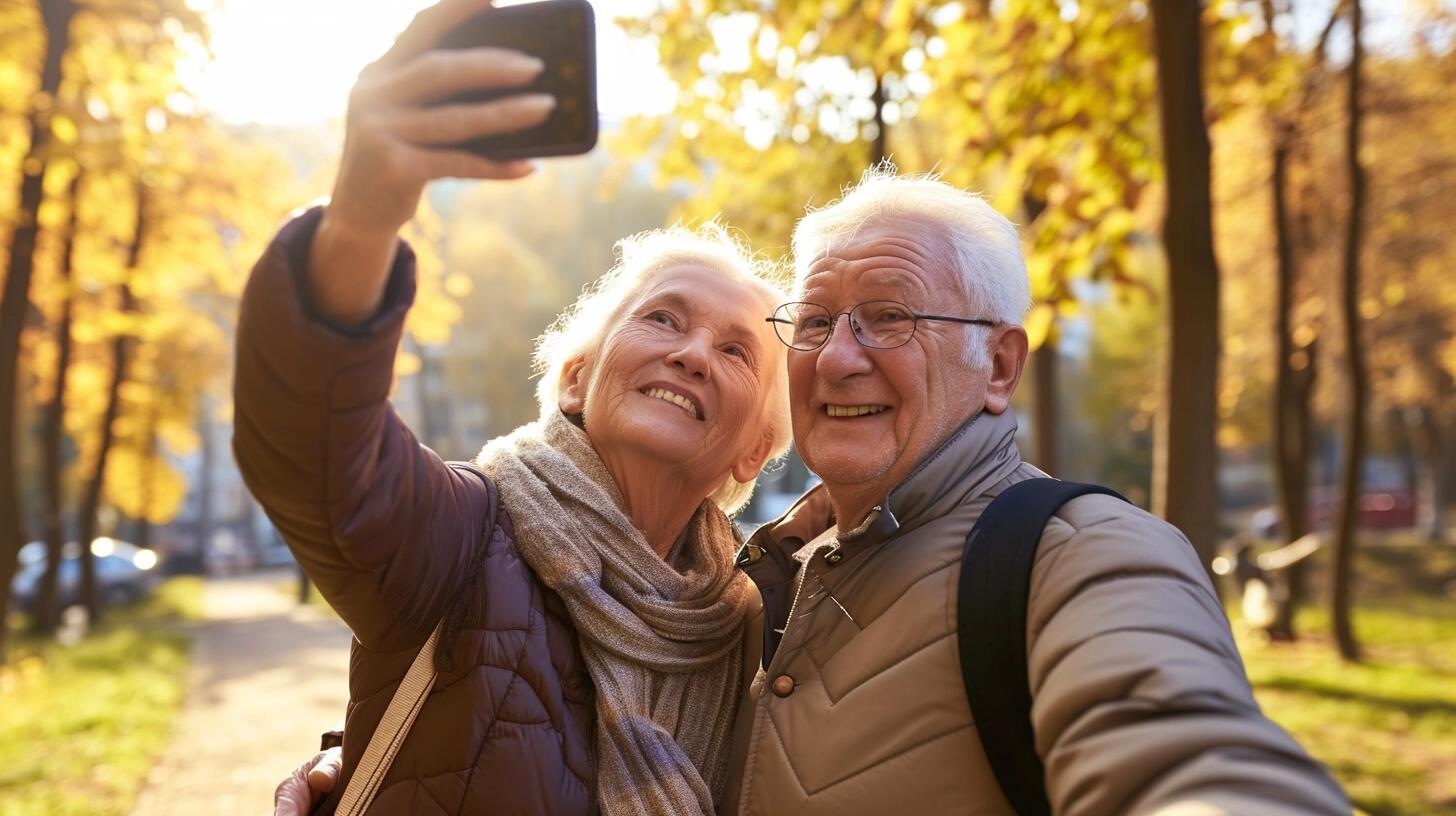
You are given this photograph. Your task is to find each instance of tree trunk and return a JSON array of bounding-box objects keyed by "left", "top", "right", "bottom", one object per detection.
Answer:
[
  {"left": 1268, "top": 130, "right": 1314, "bottom": 640},
  {"left": 197, "top": 396, "right": 216, "bottom": 571},
  {"left": 1332, "top": 0, "right": 1366, "bottom": 663},
  {"left": 1149, "top": 0, "right": 1222, "bottom": 573},
  {"left": 76, "top": 284, "right": 137, "bottom": 622},
  {"left": 134, "top": 514, "right": 152, "bottom": 552},
  {"left": 0, "top": 0, "right": 77, "bottom": 661},
  {"left": 133, "top": 381, "right": 163, "bottom": 552},
  {"left": 871, "top": 74, "right": 889, "bottom": 167},
  {"left": 76, "top": 184, "right": 149, "bottom": 623},
  {"left": 1439, "top": 412, "right": 1456, "bottom": 533},
  {"left": 1386, "top": 408, "right": 1419, "bottom": 511},
  {"left": 1033, "top": 326, "right": 1060, "bottom": 475},
  {"left": 1409, "top": 406, "right": 1446, "bottom": 543},
  {"left": 1023, "top": 194, "right": 1056, "bottom": 474},
  {"left": 33, "top": 171, "right": 84, "bottom": 635}
]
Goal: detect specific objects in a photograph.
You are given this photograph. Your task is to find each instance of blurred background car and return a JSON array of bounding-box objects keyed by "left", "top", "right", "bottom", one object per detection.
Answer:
[
  {"left": 1250, "top": 487, "right": 1419, "bottom": 539},
  {"left": 9, "top": 538, "right": 161, "bottom": 613}
]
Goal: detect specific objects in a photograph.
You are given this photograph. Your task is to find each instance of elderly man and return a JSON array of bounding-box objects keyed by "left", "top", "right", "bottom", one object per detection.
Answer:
[
  {"left": 719, "top": 170, "right": 1349, "bottom": 815},
  {"left": 276, "top": 170, "right": 1350, "bottom": 815}
]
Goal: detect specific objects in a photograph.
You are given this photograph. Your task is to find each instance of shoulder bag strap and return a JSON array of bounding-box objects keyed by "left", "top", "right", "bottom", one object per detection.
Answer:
[
  {"left": 334, "top": 621, "right": 443, "bottom": 816},
  {"left": 334, "top": 461, "right": 494, "bottom": 814},
  {"left": 957, "top": 478, "right": 1127, "bottom": 816}
]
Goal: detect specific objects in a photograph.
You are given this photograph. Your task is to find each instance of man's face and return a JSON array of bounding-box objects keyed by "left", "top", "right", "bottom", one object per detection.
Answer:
[{"left": 788, "top": 217, "right": 993, "bottom": 498}]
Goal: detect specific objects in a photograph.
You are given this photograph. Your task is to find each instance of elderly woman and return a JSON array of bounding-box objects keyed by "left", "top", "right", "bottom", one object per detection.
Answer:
[{"left": 237, "top": 2, "right": 790, "bottom": 814}]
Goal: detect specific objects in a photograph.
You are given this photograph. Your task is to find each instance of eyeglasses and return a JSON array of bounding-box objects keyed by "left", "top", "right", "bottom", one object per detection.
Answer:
[{"left": 766, "top": 300, "right": 1000, "bottom": 351}]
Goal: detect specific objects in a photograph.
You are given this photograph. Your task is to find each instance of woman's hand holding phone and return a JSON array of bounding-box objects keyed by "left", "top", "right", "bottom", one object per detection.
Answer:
[{"left": 309, "top": 0, "right": 554, "bottom": 326}]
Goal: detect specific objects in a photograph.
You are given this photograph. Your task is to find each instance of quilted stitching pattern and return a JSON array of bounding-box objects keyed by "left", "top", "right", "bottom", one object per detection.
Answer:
[
  {"left": 329, "top": 513, "right": 595, "bottom": 816},
  {"left": 234, "top": 211, "right": 597, "bottom": 815}
]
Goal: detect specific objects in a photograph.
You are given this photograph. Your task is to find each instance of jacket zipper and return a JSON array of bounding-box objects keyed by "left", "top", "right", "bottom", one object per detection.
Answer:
[
  {"left": 766, "top": 505, "right": 881, "bottom": 669},
  {"left": 769, "top": 551, "right": 819, "bottom": 666}
]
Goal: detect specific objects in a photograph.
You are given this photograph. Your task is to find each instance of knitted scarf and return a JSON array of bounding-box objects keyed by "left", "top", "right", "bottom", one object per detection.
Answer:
[{"left": 474, "top": 411, "right": 749, "bottom": 815}]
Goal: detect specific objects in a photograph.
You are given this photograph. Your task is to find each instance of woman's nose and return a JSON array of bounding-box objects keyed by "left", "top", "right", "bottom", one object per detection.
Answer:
[{"left": 666, "top": 329, "right": 713, "bottom": 380}]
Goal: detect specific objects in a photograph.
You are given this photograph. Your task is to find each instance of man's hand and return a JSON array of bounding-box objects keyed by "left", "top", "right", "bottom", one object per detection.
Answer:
[{"left": 273, "top": 747, "right": 343, "bottom": 816}]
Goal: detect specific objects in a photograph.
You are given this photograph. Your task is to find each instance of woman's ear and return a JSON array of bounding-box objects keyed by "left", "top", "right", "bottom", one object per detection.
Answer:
[
  {"left": 557, "top": 355, "right": 590, "bottom": 416},
  {"left": 730, "top": 430, "right": 776, "bottom": 483}
]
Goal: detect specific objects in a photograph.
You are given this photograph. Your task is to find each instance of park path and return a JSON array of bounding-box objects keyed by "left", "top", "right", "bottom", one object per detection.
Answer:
[{"left": 130, "top": 570, "right": 353, "bottom": 816}]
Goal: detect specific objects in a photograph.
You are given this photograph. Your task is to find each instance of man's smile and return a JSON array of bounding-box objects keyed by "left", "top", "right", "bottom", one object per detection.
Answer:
[{"left": 823, "top": 404, "right": 891, "bottom": 418}]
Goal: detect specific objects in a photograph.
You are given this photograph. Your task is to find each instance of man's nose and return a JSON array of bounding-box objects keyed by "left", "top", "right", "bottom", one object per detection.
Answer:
[
  {"left": 666, "top": 328, "right": 713, "bottom": 380},
  {"left": 815, "top": 313, "right": 874, "bottom": 379}
]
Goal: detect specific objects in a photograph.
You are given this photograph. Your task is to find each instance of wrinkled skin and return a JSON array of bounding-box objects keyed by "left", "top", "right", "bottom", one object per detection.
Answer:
[
  {"left": 273, "top": 747, "right": 341, "bottom": 816},
  {"left": 789, "top": 216, "right": 1028, "bottom": 526}
]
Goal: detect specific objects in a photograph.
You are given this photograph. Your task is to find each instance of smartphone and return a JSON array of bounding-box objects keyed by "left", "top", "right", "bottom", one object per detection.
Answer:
[{"left": 435, "top": 0, "right": 598, "bottom": 160}]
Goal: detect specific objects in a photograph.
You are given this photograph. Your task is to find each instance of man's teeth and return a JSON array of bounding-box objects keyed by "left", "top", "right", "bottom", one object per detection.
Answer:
[
  {"left": 826, "top": 405, "right": 889, "bottom": 417},
  {"left": 645, "top": 387, "right": 699, "bottom": 419}
]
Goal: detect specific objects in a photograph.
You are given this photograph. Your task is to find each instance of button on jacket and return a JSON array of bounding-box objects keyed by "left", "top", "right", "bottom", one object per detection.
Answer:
[{"left": 723, "top": 409, "right": 1351, "bottom": 816}]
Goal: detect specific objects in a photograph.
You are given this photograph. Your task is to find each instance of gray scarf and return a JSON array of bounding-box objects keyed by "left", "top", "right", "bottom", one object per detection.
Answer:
[{"left": 475, "top": 411, "right": 748, "bottom": 815}]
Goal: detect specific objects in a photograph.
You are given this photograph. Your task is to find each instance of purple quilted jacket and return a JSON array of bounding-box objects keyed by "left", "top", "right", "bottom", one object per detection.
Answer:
[{"left": 233, "top": 209, "right": 595, "bottom": 815}]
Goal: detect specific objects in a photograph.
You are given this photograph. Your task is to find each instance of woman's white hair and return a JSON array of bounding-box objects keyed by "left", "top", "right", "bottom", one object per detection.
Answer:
[
  {"left": 791, "top": 165, "right": 1031, "bottom": 367},
  {"left": 533, "top": 222, "right": 792, "bottom": 516}
]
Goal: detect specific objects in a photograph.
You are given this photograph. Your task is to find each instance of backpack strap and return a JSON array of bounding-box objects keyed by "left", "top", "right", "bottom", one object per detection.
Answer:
[{"left": 958, "top": 478, "right": 1127, "bottom": 816}]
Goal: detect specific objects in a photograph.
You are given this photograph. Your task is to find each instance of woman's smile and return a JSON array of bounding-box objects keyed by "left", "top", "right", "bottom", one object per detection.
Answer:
[{"left": 640, "top": 385, "right": 703, "bottom": 420}]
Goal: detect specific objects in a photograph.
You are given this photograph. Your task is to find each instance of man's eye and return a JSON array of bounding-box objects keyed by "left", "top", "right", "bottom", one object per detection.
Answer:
[{"left": 723, "top": 344, "right": 748, "bottom": 360}]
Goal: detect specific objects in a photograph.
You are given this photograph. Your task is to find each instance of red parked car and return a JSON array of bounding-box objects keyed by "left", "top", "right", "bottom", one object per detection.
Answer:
[{"left": 1255, "top": 488, "right": 1418, "bottom": 538}]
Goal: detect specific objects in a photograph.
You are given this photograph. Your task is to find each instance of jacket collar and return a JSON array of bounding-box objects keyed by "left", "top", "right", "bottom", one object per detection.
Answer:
[
  {"left": 871, "top": 407, "right": 1024, "bottom": 542},
  {"left": 741, "top": 408, "right": 1026, "bottom": 573}
]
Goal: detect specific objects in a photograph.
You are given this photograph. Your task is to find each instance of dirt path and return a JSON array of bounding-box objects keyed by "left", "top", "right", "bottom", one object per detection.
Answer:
[{"left": 131, "top": 570, "right": 352, "bottom": 816}]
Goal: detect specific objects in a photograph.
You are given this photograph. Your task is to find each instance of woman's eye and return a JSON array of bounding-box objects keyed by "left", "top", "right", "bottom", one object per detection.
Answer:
[
  {"left": 646, "top": 311, "right": 679, "bottom": 329},
  {"left": 723, "top": 344, "right": 748, "bottom": 360}
]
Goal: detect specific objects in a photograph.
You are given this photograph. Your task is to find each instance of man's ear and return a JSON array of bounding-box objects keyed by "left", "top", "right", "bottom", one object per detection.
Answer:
[
  {"left": 983, "top": 324, "right": 1028, "bottom": 415},
  {"left": 730, "top": 429, "right": 776, "bottom": 483},
  {"left": 557, "top": 355, "right": 590, "bottom": 416}
]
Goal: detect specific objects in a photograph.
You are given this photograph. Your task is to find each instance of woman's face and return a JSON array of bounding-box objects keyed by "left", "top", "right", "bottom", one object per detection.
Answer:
[{"left": 561, "top": 264, "right": 782, "bottom": 492}]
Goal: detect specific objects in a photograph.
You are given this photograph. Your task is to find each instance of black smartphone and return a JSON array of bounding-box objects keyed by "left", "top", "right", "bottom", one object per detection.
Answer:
[{"left": 435, "top": 0, "right": 598, "bottom": 160}]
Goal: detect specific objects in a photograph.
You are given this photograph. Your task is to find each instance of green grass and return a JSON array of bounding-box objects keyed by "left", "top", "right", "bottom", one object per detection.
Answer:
[
  {"left": 0, "top": 578, "right": 203, "bottom": 816},
  {"left": 0, "top": 546, "right": 1450, "bottom": 816},
  {"left": 273, "top": 542, "right": 1456, "bottom": 813},
  {"left": 1233, "top": 543, "right": 1456, "bottom": 816}
]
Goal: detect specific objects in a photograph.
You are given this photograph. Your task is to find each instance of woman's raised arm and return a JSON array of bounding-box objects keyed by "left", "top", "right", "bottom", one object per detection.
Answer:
[
  {"left": 233, "top": 208, "right": 484, "bottom": 650},
  {"left": 307, "top": 0, "right": 552, "bottom": 324},
  {"left": 233, "top": 0, "right": 556, "bottom": 649}
]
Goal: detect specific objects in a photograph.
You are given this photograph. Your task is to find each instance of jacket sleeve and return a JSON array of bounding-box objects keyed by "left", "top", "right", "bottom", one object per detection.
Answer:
[
  {"left": 232, "top": 207, "right": 491, "bottom": 652},
  {"left": 1025, "top": 494, "right": 1351, "bottom": 816}
]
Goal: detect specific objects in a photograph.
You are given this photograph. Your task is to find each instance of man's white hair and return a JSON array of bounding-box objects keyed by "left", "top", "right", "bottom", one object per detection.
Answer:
[
  {"left": 534, "top": 223, "right": 792, "bottom": 515},
  {"left": 791, "top": 166, "right": 1031, "bottom": 367}
]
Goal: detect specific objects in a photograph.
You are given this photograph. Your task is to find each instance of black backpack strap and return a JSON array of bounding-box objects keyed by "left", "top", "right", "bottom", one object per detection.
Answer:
[{"left": 958, "top": 478, "right": 1128, "bottom": 816}]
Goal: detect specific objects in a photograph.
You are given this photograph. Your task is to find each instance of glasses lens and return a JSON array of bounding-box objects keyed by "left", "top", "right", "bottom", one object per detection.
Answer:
[
  {"left": 852, "top": 301, "right": 916, "bottom": 349},
  {"left": 775, "top": 303, "right": 832, "bottom": 350}
]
